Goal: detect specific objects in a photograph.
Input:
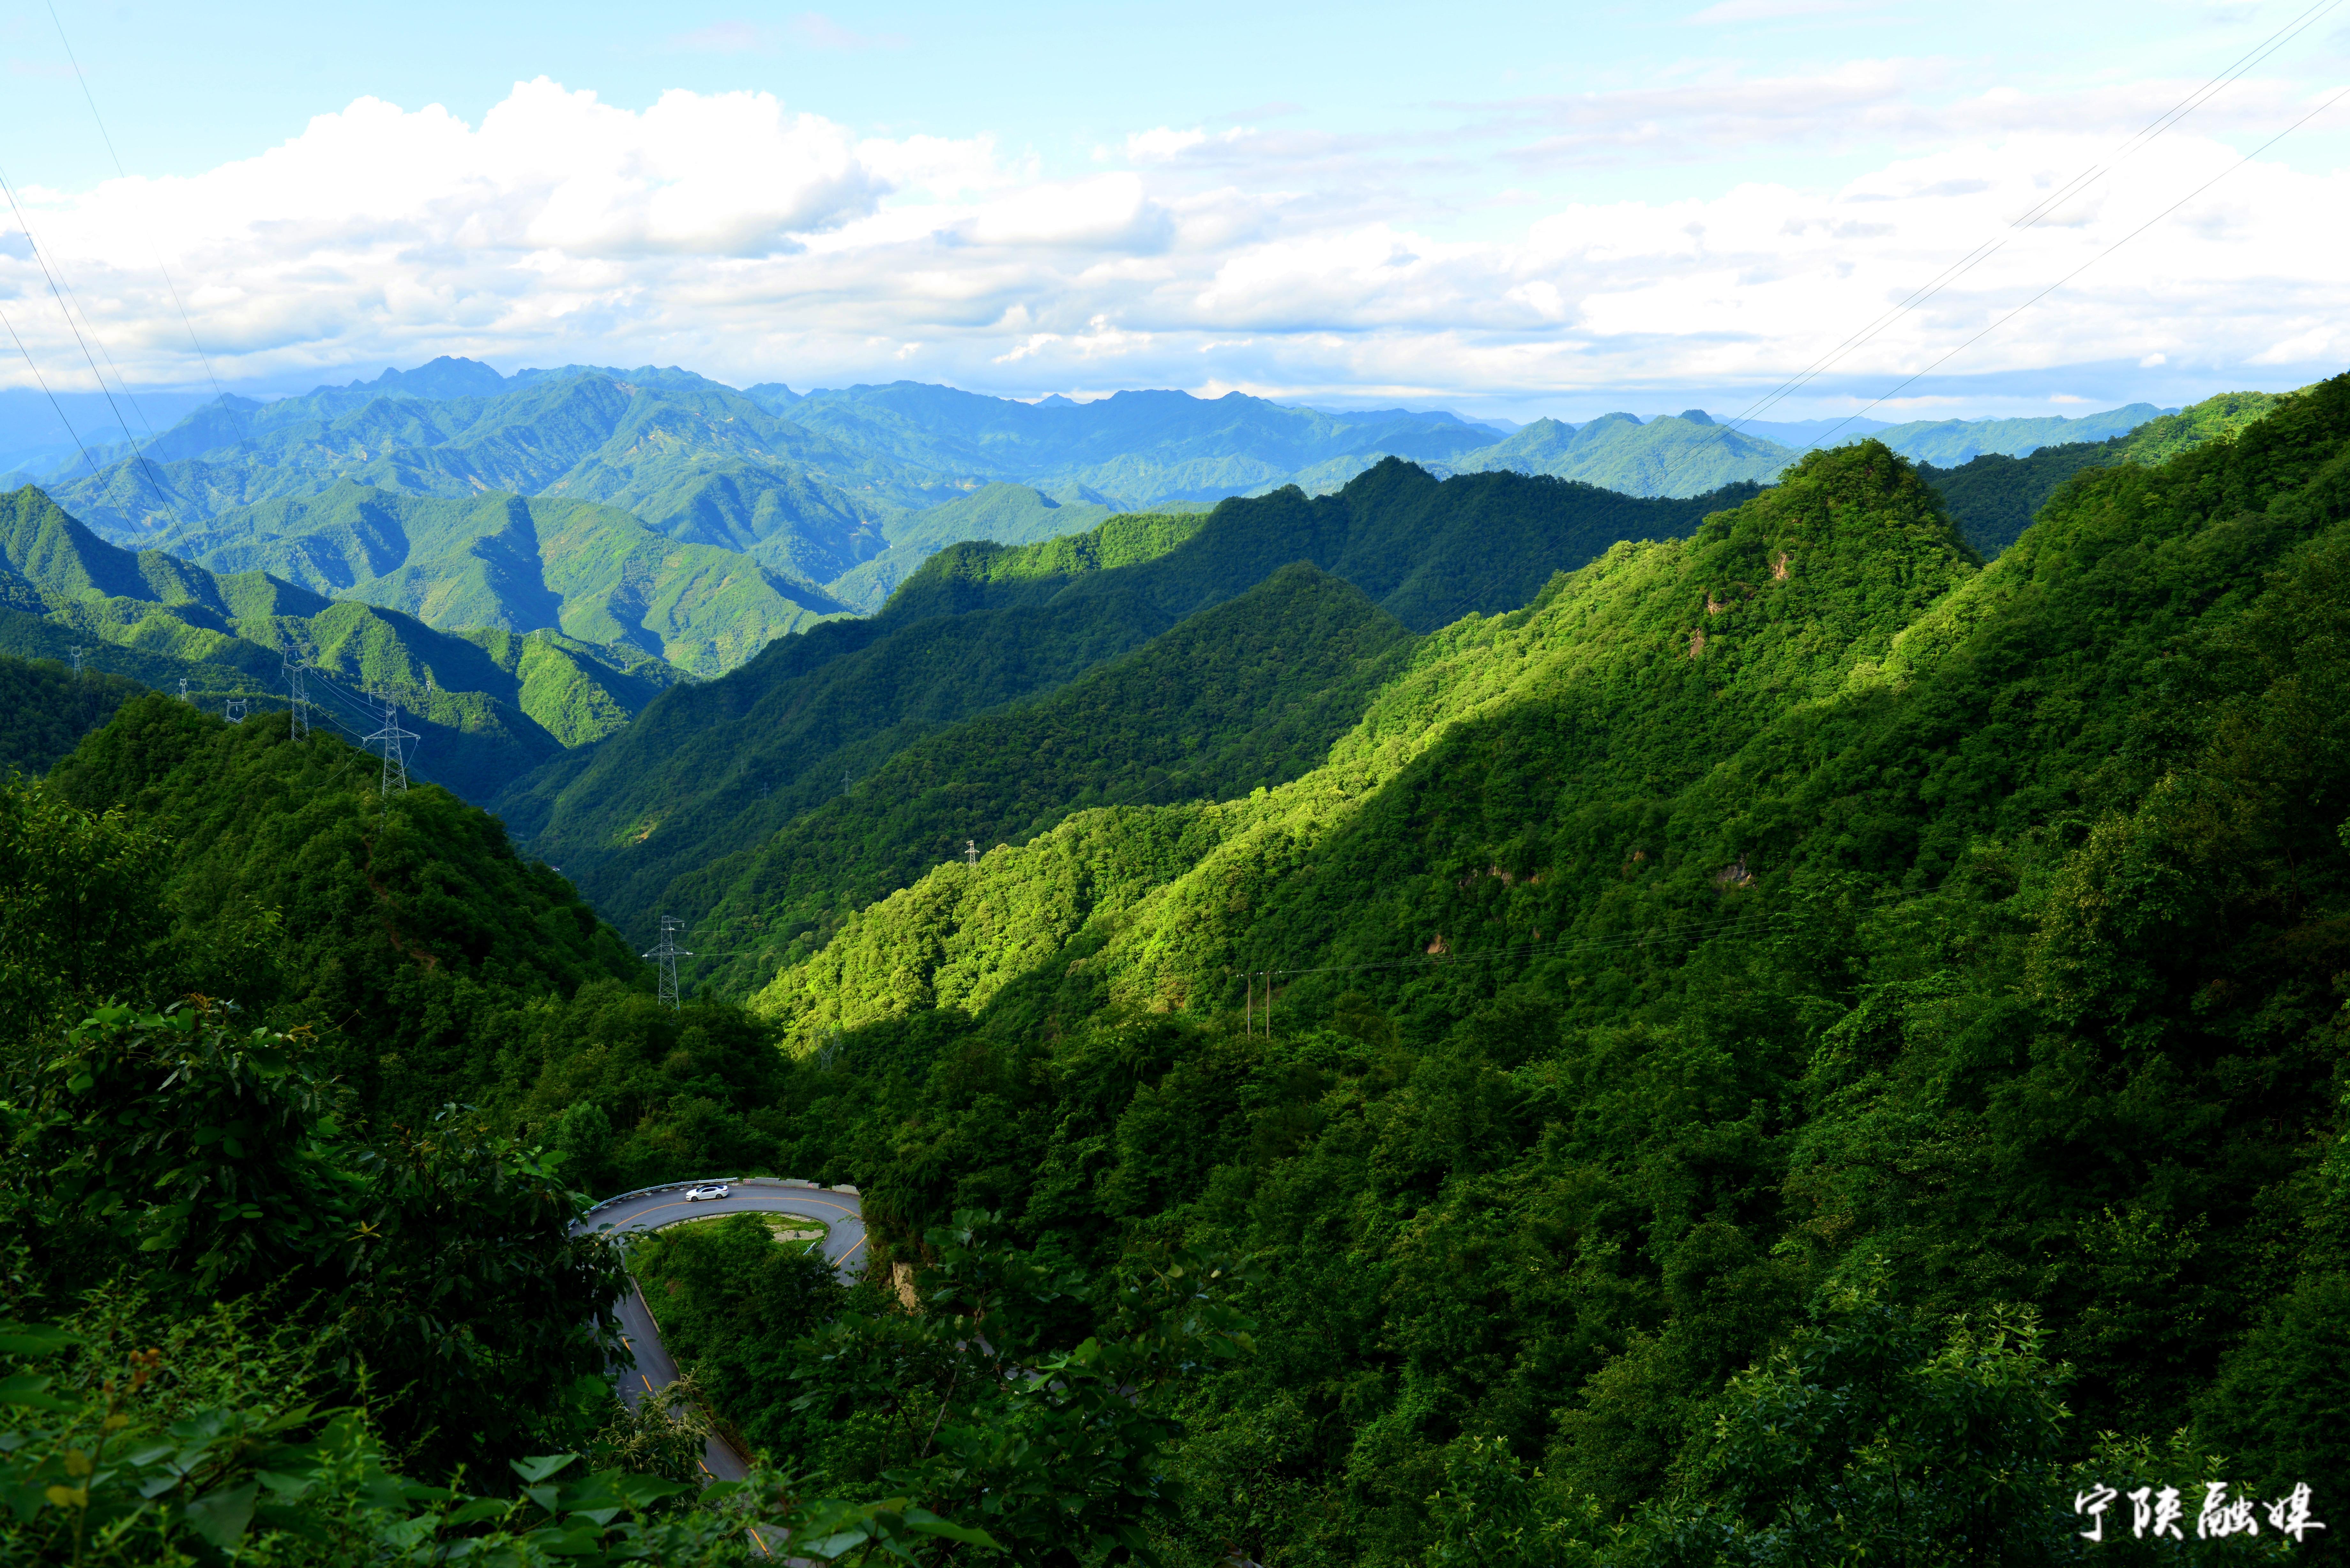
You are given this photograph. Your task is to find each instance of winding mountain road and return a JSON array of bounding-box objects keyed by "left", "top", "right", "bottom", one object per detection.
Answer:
[{"left": 576, "top": 1179, "right": 868, "bottom": 1484}]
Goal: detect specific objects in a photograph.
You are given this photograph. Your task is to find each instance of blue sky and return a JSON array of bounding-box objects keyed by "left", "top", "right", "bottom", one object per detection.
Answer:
[{"left": 0, "top": 0, "right": 2344, "bottom": 425}]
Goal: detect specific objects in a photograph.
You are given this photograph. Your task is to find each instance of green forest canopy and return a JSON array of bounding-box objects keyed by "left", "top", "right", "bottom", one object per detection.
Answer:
[{"left": 4, "top": 370, "right": 2341, "bottom": 1566}]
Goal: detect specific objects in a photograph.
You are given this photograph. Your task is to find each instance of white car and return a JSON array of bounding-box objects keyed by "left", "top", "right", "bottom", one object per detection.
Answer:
[{"left": 683, "top": 1183, "right": 731, "bottom": 1202}]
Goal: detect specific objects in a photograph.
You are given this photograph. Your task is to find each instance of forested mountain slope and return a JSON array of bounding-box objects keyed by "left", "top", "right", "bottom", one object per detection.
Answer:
[
  {"left": 503, "top": 465, "right": 1762, "bottom": 949},
  {"left": 1921, "top": 383, "right": 2301, "bottom": 557},
  {"left": 1448, "top": 410, "right": 1799, "bottom": 496},
  {"left": 158, "top": 479, "right": 847, "bottom": 676},
  {"left": 722, "top": 374, "right": 2350, "bottom": 1565},
  {"left": 0, "top": 651, "right": 143, "bottom": 774},
  {"left": 0, "top": 693, "right": 873, "bottom": 1526},
  {"left": 2, "top": 484, "right": 677, "bottom": 798},
  {"left": 28, "top": 696, "right": 799, "bottom": 1171},
  {"left": 761, "top": 438, "right": 1977, "bottom": 1033},
  {"left": 824, "top": 479, "right": 1130, "bottom": 612},
  {"left": 1861, "top": 400, "right": 2165, "bottom": 464},
  {"left": 1918, "top": 438, "right": 2123, "bottom": 558},
  {"left": 676, "top": 563, "right": 1420, "bottom": 995}
]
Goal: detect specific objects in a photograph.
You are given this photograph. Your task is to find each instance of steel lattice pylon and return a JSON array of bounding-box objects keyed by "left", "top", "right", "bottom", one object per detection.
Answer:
[{"left": 644, "top": 915, "right": 692, "bottom": 1011}]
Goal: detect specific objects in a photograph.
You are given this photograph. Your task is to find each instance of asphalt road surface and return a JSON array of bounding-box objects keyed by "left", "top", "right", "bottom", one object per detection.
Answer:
[{"left": 578, "top": 1181, "right": 867, "bottom": 1486}]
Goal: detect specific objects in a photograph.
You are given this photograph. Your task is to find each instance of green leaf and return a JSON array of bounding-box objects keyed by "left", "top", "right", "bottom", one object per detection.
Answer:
[
  {"left": 446, "top": 1498, "right": 509, "bottom": 1526},
  {"left": 252, "top": 1499, "right": 334, "bottom": 1544},
  {"left": 905, "top": 1508, "right": 1003, "bottom": 1550},
  {"left": 511, "top": 1451, "right": 581, "bottom": 1484},
  {"left": 184, "top": 1480, "right": 259, "bottom": 1549},
  {"left": 0, "top": 1373, "right": 70, "bottom": 1411},
  {"left": 802, "top": 1527, "right": 879, "bottom": 1558},
  {"left": 0, "top": 1324, "right": 73, "bottom": 1356}
]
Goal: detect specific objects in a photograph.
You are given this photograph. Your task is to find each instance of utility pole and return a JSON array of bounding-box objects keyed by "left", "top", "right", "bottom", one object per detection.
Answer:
[
  {"left": 361, "top": 697, "right": 418, "bottom": 799},
  {"left": 644, "top": 915, "right": 690, "bottom": 1011},
  {"left": 225, "top": 697, "right": 247, "bottom": 725},
  {"left": 284, "top": 655, "right": 310, "bottom": 741}
]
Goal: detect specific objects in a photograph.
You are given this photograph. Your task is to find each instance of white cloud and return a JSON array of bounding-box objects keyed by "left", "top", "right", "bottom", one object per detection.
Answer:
[{"left": 0, "top": 78, "right": 2342, "bottom": 413}]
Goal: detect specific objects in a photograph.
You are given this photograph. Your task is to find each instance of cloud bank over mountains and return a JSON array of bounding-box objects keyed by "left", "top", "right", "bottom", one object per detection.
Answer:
[{"left": 1, "top": 69, "right": 2344, "bottom": 416}]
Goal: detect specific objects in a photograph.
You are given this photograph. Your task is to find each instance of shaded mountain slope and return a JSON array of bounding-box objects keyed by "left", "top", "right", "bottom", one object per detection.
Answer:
[
  {"left": 731, "top": 378, "right": 2350, "bottom": 1568},
  {"left": 675, "top": 563, "right": 1421, "bottom": 994},
  {"left": 0, "top": 651, "right": 145, "bottom": 775},
  {"left": 40, "top": 693, "right": 644, "bottom": 1117},
  {"left": 757, "top": 438, "right": 1976, "bottom": 1032},
  {"left": 1919, "top": 383, "right": 2305, "bottom": 558},
  {"left": 503, "top": 461, "right": 1763, "bottom": 950},
  {"left": 1918, "top": 439, "right": 2124, "bottom": 559},
  {"left": 1865, "top": 401, "right": 2164, "bottom": 464},
  {"left": 826, "top": 481, "right": 1130, "bottom": 613}
]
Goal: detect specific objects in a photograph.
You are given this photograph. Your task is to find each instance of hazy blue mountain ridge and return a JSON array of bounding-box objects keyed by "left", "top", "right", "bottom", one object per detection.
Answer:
[
  {"left": 781, "top": 381, "right": 1501, "bottom": 502},
  {"left": 1861, "top": 402, "right": 2167, "bottom": 464},
  {"left": 42, "top": 372, "right": 948, "bottom": 565}
]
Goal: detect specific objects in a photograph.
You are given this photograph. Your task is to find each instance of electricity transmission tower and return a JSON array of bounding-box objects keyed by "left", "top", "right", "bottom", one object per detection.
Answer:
[
  {"left": 283, "top": 655, "right": 311, "bottom": 740},
  {"left": 644, "top": 916, "right": 691, "bottom": 1011},
  {"left": 965, "top": 839, "right": 979, "bottom": 867},
  {"left": 224, "top": 698, "right": 247, "bottom": 725},
  {"left": 178, "top": 677, "right": 190, "bottom": 702},
  {"left": 361, "top": 697, "right": 418, "bottom": 796},
  {"left": 69, "top": 646, "right": 85, "bottom": 675}
]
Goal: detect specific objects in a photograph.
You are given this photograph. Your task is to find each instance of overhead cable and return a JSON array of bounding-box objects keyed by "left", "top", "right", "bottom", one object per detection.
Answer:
[
  {"left": 1637, "top": 0, "right": 2346, "bottom": 496},
  {"left": 0, "top": 300, "right": 105, "bottom": 489},
  {"left": 0, "top": 166, "right": 178, "bottom": 529},
  {"left": 42, "top": 0, "right": 227, "bottom": 404},
  {"left": 1697, "top": 0, "right": 2346, "bottom": 451},
  {"left": 1794, "top": 77, "right": 2350, "bottom": 454}
]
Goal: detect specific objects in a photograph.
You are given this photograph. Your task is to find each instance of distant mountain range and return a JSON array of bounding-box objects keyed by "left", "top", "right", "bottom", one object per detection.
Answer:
[
  {"left": 1254, "top": 402, "right": 2174, "bottom": 502},
  {"left": 0, "top": 356, "right": 2224, "bottom": 804}
]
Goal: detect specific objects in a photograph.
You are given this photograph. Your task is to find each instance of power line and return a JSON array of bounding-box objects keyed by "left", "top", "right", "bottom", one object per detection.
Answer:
[
  {"left": 42, "top": 0, "right": 225, "bottom": 404},
  {"left": 0, "top": 299, "right": 106, "bottom": 493},
  {"left": 0, "top": 183, "right": 173, "bottom": 474},
  {"left": 283, "top": 653, "right": 311, "bottom": 741},
  {"left": 1796, "top": 78, "right": 2350, "bottom": 456},
  {"left": 1703, "top": 0, "right": 2346, "bottom": 451},
  {"left": 1638, "top": 0, "right": 2346, "bottom": 495},
  {"left": 0, "top": 166, "right": 178, "bottom": 530}
]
